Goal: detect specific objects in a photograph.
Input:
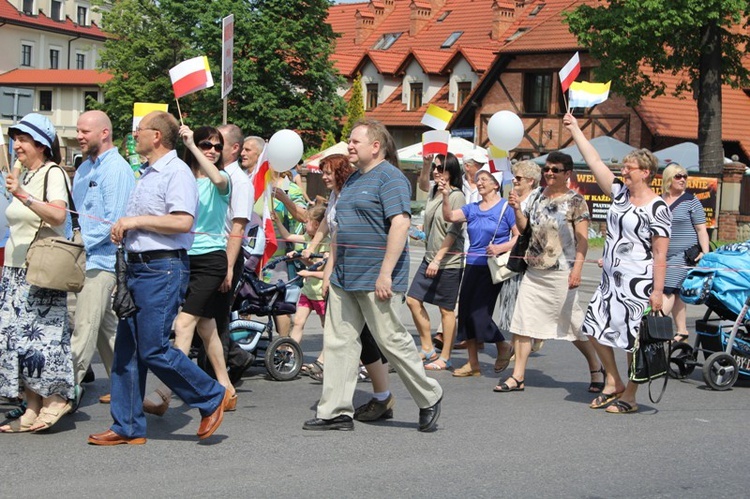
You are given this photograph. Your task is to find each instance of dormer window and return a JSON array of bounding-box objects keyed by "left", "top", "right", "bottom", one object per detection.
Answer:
[
  {"left": 437, "top": 10, "right": 451, "bottom": 22},
  {"left": 77, "top": 5, "right": 88, "bottom": 25},
  {"left": 22, "top": 0, "right": 33, "bottom": 14},
  {"left": 372, "top": 32, "right": 402, "bottom": 50},
  {"left": 410, "top": 82, "right": 423, "bottom": 110},
  {"left": 441, "top": 31, "right": 463, "bottom": 49},
  {"left": 529, "top": 4, "right": 545, "bottom": 17}
]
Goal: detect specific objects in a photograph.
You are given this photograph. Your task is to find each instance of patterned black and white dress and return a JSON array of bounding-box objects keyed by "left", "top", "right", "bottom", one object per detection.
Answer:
[{"left": 582, "top": 180, "right": 671, "bottom": 351}]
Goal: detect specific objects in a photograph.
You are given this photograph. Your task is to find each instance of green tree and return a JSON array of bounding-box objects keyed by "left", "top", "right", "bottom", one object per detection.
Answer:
[
  {"left": 320, "top": 130, "right": 337, "bottom": 149},
  {"left": 340, "top": 72, "right": 364, "bottom": 142},
  {"left": 94, "top": 0, "right": 345, "bottom": 148},
  {"left": 564, "top": 0, "right": 750, "bottom": 174}
]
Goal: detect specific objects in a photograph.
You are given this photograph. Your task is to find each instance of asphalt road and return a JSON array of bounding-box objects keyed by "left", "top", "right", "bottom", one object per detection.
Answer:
[{"left": 1, "top": 246, "right": 748, "bottom": 498}]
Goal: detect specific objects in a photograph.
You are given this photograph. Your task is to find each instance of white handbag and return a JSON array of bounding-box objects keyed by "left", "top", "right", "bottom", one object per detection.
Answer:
[{"left": 486, "top": 201, "right": 516, "bottom": 284}]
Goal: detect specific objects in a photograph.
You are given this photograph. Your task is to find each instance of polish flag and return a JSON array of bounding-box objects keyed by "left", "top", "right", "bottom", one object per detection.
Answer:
[
  {"left": 488, "top": 145, "right": 513, "bottom": 184},
  {"left": 558, "top": 52, "right": 581, "bottom": 93},
  {"left": 257, "top": 184, "right": 278, "bottom": 274},
  {"left": 250, "top": 145, "right": 271, "bottom": 202},
  {"left": 422, "top": 130, "right": 450, "bottom": 157},
  {"left": 169, "top": 56, "right": 214, "bottom": 99}
]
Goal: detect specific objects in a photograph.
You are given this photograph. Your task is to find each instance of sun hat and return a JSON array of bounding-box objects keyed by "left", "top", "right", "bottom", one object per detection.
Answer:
[
  {"left": 8, "top": 113, "right": 56, "bottom": 150},
  {"left": 464, "top": 147, "right": 488, "bottom": 165}
]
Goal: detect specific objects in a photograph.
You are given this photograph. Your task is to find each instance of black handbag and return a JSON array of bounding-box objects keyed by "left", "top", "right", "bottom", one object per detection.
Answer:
[
  {"left": 506, "top": 188, "right": 541, "bottom": 274},
  {"left": 684, "top": 243, "right": 702, "bottom": 267},
  {"left": 112, "top": 245, "right": 136, "bottom": 319},
  {"left": 629, "top": 310, "right": 673, "bottom": 403}
]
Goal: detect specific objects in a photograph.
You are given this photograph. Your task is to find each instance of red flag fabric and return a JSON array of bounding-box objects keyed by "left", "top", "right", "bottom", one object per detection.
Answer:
[
  {"left": 257, "top": 186, "right": 277, "bottom": 274},
  {"left": 251, "top": 145, "right": 270, "bottom": 202},
  {"left": 559, "top": 52, "right": 581, "bottom": 93}
]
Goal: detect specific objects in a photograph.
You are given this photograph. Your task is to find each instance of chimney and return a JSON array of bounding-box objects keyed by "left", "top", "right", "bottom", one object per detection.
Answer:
[
  {"left": 491, "top": 0, "right": 517, "bottom": 41},
  {"left": 382, "top": 0, "right": 396, "bottom": 14},
  {"left": 428, "top": 0, "right": 447, "bottom": 11},
  {"left": 409, "top": 1, "right": 432, "bottom": 37},
  {"left": 355, "top": 9, "right": 376, "bottom": 45}
]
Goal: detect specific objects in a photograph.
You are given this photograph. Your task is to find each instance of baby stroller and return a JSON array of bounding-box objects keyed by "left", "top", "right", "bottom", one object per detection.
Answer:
[
  {"left": 672, "top": 240, "right": 750, "bottom": 390},
  {"left": 228, "top": 250, "right": 326, "bottom": 381}
]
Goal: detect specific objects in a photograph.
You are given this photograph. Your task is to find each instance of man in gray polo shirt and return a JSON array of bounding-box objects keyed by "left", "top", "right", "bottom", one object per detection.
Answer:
[{"left": 303, "top": 119, "right": 443, "bottom": 432}]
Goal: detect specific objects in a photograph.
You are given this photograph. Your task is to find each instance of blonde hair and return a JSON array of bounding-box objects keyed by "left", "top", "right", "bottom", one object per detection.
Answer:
[
  {"left": 662, "top": 163, "right": 687, "bottom": 191},
  {"left": 622, "top": 149, "right": 659, "bottom": 181},
  {"left": 512, "top": 160, "right": 542, "bottom": 187}
]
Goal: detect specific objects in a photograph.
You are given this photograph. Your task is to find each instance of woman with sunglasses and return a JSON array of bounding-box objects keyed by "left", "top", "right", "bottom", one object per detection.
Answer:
[
  {"left": 660, "top": 164, "right": 709, "bottom": 343},
  {"left": 143, "top": 125, "right": 236, "bottom": 415},
  {"left": 564, "top": 113, "right": 671, "bottom": 414},
  {"left": 500, "top": 153, "right": 602, "bottom": 393},
  {"left": 442, "top": 169, "right": 517, "bottom": 377},
  {"left": 407, "top": 153, "right": 465, "bottom": 371}
]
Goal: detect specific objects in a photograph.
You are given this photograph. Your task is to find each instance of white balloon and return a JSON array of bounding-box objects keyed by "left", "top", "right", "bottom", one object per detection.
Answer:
[
  {"left": 487, "top": 111, "right": 524, "bottom": 151},
  {"left": 267, "top": 129, "right": 303, "bottom": 172}
]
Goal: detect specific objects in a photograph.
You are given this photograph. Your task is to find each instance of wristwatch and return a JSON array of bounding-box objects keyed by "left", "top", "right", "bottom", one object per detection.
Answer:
[{"left": 23, "top": 195, "right": 34, "bottom": 207}]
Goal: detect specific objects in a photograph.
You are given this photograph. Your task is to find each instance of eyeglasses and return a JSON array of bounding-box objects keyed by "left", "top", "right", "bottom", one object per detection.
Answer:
[
  {"left": 432, "top": 163, "right": 444, "bottom": 172},
  {"left": 673, "top": 174, "right": 688, "bottom": 180},
  {"left": 542, "top": 166, "right": 564, "bottom": 173},
  {"left": 133, "top": 126, "right": 158, "bottom": 134},
  {"left": 198, "top": 141, "right": 224, "bottom": 152}
]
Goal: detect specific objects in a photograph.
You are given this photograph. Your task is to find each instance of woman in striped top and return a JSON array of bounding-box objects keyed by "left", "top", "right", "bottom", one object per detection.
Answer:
[{"left": 660, "top": 163, "right": 710, "bottom": 343}]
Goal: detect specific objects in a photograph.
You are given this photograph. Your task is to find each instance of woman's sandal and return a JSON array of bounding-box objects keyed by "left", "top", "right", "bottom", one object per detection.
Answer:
[
  {"left": 0, "top": 410, "right": 38, "bottom": 433},
  {"left": 494, "top": 347, "right": 514, "bottom": 373},
  {"left": 419, "top": 348, "right": 439, "bottom": 364},
  {"left": 452, "top": 363, "right": 481, "bottom": 377},
  {"left": 588, "top": 366, "right": 606, "bottom": 393},
  {"left": 494, "top": 375, "right": 525, "bottom": 392},
  {"left": 673, "top": 333, "right": 690, "bottom": 343},
  {"left": 425, "top": 358, "right": 453, "bottom": 371},
  {"left": 309, "top": 362, "right": 324, "bottom": 382},
  {"left": 301, "top": 360, "right": 323, "bottom": 377},
  {"left": 29, "top": 403, "right": 72, "bottom": 432},
  {"left": 605, "top": 400, "right": 639, "bottom": 414},
  {"left": 589, "top": 391, "right": 623, "bottom": 409}
]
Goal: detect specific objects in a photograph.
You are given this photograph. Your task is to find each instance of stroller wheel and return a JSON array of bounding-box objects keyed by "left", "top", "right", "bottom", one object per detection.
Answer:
[
  {"left": 668, "top": 342, "right": 696, "bottom": 379},
  {"left": 265, "top": 336, "right": 302, "bottom": 381},
  {"left": 702, "top": 352, "right": 739, "bottom": 391}
]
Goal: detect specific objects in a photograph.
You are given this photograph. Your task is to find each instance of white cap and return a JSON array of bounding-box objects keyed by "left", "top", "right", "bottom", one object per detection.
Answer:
[{"left": 464, "top": 147, "right": 488, "bottom": 165}]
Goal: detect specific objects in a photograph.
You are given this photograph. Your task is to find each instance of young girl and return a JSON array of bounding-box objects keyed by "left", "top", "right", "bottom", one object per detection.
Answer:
[{"left": 272, "top": 205, "right": 328, "bottom": 345}]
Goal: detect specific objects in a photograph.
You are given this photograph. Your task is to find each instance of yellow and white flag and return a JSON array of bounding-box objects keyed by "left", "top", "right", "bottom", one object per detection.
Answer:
[
  {"left": 132, "top": 102, "right": 169, "bottom": 131},
  {"left": 568, "top": 81, "right": 611, "bottom": 108},
  {"left": 421, "top": 104, "right": 453, "bottom": 131}
]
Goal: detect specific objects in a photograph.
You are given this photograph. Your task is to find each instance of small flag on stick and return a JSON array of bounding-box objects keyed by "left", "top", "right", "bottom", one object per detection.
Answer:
[
  {"left": 559, "top": 52, "right": 581, "bottom": 93},
  {"left": 488, "top": 145, "right": 513, "bottom": 184},
  {"left": 169, "top": 56, "right": 214, "bottom": 99},
  {"left": 422, "top": 130, "right": 450, "bottom": 157},
  {"left": 132, "top": 103, "right": 168, "bottom": 131},
  {"left": 421, "top": 104, "right": 453, "bottom": 131},
  {"left": 568, "top": 81, "right": 611, "bottom": 108}
]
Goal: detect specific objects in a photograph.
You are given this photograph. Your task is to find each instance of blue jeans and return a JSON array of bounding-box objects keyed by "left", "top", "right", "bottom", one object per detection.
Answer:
[{"left": 110, "top": 255, "right": 224, "bottom": 438}]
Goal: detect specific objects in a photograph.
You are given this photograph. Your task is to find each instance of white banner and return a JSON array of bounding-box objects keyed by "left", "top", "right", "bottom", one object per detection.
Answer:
[{"left": 221, "top": 14, "right": 235, "bottom": 99}]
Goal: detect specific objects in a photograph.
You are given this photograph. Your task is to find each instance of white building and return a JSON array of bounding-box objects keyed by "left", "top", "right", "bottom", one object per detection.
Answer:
[{"left": 0, "top": 0, "right": 110, "bottom": 163}]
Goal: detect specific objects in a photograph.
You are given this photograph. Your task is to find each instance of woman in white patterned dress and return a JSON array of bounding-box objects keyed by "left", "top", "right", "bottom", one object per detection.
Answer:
[{"left": 564, "top": 113, "right": 671, "bottom": 414}]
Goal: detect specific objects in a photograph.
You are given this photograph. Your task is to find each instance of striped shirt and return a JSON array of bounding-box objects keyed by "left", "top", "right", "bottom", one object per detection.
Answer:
[
  {"left": 332, "top": 161, "right": 411, "bottom": 292},
  {"left": 72, "top": 147, "right": 135, "bottom": 271},
  {"left": 666, "top": 193, "right": 706, "bottom": 258}
]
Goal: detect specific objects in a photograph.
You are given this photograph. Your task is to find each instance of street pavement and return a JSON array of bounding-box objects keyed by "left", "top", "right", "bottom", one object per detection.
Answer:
[{"left": 1, "top": 245, "right": 748, "bottom": 498}]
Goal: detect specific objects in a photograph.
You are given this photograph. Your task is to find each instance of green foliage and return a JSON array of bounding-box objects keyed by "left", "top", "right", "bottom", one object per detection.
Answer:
[
  {"left": 563, "top": 0, "right": 750, "bottom": 104},
  {"left": 95, "top": 0, "right": 345, "bottom": 148},
  {"left": 340, "top": 72, "right": 364, "bottom": 142},
  {"left": 320, "top": 130, "right": 337, "bottom": 149}
]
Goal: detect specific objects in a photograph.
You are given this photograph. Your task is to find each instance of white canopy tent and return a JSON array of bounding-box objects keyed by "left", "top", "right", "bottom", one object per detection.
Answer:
[
  {"left": 652, "top": 142, "right": 731, "bottom": 172},
  {"left": 398, "top": 136, "right": 482, "bottom": 166},
  {"left": 534, "top": 136, "right": 637, "bottom": 166},
  {"left": 303, "top": 141, "right": 348, "bottom": 172}
]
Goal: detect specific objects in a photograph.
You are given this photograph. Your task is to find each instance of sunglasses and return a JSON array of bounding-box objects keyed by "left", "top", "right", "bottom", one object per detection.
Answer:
[
  {"left": 542, "top": 166, "right": 565, "bottom": 173},
  {"left": 432, "top": 163, "right": 444, "bottom": 172},
  {"left": 198, "top": 141, "right": 223, "bottom": 152},
  {"left": 513, "top": 176, "right": 527, "bottom": 183},
  {"left": 673, "top": 174, "right": 688, "bottom": 180}
]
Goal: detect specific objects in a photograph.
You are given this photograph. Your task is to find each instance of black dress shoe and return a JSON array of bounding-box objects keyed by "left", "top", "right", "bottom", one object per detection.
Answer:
[
  {"left": 228, "top": 353, "right": 255, "bottom": 384},
  {"left": 82, "top": 366, "right": 95, "bottom": 384},
  {"left": 302, "top": 415, "right": 354, "bottom": 431},
  {"left": 418, "top": 396, "right": 442, "bottom": 432}
]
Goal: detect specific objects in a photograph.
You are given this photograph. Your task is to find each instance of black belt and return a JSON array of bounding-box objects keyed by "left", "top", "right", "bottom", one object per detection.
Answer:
[{"left": 127, "top": 249, "right": 185, "bottom": 263}]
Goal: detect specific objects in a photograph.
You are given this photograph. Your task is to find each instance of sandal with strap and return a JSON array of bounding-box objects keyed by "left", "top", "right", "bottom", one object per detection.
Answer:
[
  {"left": 673, "top": 333, "right": 690, "bottom": 343},
  {"left": 452, "top": 363, "right": 481, "bottom": 377},
  {"left": 419, "top": 348, "right": 439, "bottom": 364},
  {"left": 494, "top": 346, "right": 514, "bottom": 373},
  {"left": 309, "top": 362, "right": 324, "bottom": 382},
  {"left": 493, "top": 375, "right": 525, "bottom": 392},
  {"left": 0, "top": 410, "right": 38, "bottom": 433},
  {"left": 588, "top": 366, "right": 606, "bottom": 393},
  {"left": 590, "top": 391, "right": 623, "bottom": 409},
  {"left": 29, "top": 403, "right": 72, "bottom": 432},
  {"left": 301, "top": 360, "right": 323, "bottom": 377},
  {"left": 605, "top": 399, "right": 639, "bottom": 414},
  {"left": 425, "top": 358, "right": 453, "bottom": 371}
]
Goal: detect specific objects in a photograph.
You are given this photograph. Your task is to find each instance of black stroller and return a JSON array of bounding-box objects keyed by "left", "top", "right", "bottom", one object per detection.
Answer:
[
  {"left": 671, "top": 240, "right": 750, "bottom": 390},
  {"left": 228, "top": 250, "right": 326, "bottom": 381}
]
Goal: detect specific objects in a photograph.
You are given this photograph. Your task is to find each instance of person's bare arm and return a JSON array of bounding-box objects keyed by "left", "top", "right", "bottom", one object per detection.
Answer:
[
  {"left": 111, "top": 213, "right": 193, "bottom": 243},
  {"left": 563, "top": 112, "right": 614, "bottom": 197},
  {"left": 220, "top": 218, "right": 247, "bottom": 292},
  {"left": 650, "top": 235, "right": 670, "bottom": 311},
  {"left": 569, "top": 218, "right": 589, "bottom": 289},
  {"left": 417, "top": 154, "right": 433, "bottom": 193}
]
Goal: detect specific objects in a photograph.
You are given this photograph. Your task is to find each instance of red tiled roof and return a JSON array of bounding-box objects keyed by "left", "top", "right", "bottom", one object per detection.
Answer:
[
  {"left": 332, "top": 52, "right": 363, "bottom": 76},
  {"left": 636, "top": 71, "right": 750, "bottom": 157},
  {"left": 0, "top": 0, "right": 107, "bottom": 40},
  {"left": 366, "top": 83, "right": 451, "bottom": 127},
  {"left": 0, "top": 69, "right": 112, "bottom": 86},
  {"left": 405, "top": 49, "right": 454, "bottom": 74},
  {"left": 500, "top": 0, "right": 592, "bottom": 54},
  {"left": 442, "top": 47, "right": 497, "bottom": 73},
  {"left": 359, "top": 50, "right": 405, "bottom": 75}
]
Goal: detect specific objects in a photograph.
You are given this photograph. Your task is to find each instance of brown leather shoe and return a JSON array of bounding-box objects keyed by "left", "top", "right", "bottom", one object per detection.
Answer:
[
  {"left": 197, "top": 388, "right": 230, "bottom": 440},
  {"left": 88, "top": 429, "right": 146, "bottom": 446},
  {"left": 143, "top": 388, "right": 171, "bottom": 417},
  {"left": 98, "top": 393, "right": 111, "bottom": 404}
]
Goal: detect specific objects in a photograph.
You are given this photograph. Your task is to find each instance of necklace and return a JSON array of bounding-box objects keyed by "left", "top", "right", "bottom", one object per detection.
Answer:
[{"left": 21, "top": 162, "right": 46, "bottom": 186}]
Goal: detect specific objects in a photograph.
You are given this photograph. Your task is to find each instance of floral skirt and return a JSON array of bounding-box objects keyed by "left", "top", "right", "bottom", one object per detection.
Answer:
[{"left": 0, "top": 266, "right": 73, "bottom": 399}]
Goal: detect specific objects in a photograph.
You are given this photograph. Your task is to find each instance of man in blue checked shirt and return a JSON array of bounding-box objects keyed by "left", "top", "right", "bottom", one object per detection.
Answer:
[{"left": 71, "top": 110, "right": 135, "bottom": 406}]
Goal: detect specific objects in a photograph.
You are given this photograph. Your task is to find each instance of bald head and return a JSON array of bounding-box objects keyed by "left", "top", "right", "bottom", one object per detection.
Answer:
[{"left": 77, "top": 110, "right": 114, "bottom": 160}]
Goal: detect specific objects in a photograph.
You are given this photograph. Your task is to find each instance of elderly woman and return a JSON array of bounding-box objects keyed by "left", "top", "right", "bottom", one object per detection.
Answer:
[
  {"left": 498, "top": 152, "right": 603, "bottom": 393},
  {"left": 495, "top": 160, "right": 541, "bottom": 348},
  {"left": 407, "top": 153, "right": 465, "bottom": 371},
  {"left": 442, "top": 169, "right": 517, "bottom": 377},
  {"left": 564, "top": 113, "right": 671, "bottom": 414},
  {"left": 0, "top": 113, "right": 74, "bottom": 432},
  {"left": 660, "top": 163, "right": 709, "bottom": 343}
]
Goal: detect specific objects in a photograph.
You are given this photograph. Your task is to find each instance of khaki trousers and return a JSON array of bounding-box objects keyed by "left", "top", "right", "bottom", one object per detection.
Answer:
[
  {"left": 317, "top": 284, "right": 443, "bottom": 419},
  {"left": 70, "top": 269, "right": 118, "bottom": 385}
]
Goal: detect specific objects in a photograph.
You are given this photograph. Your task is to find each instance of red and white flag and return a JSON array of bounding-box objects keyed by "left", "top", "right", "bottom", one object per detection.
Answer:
[
  {"left": 250, "top": 144, "right": 271, "bottom": 203},
  {"left": 422, "top": 130, "right": 450, "bottom": 157},
  {"left": 169, "top": 56, "right": 214, "bottom": 99},
  {"left": 558, "top": 52, "right": 580, "bottom": 93},
  {"left": 257, "top": 185, "right": 278, "bottom": 275}
]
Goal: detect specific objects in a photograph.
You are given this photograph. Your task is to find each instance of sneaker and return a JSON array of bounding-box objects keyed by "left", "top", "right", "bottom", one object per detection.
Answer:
[
  {"left": 302, "top": 415, "right": 354, "bottom": 431},
  {"left": 357, "top": 365, "right": 371, "bottom": 383},
  {"left": 354, "top": 395, "right": 395, "bottom": 422}
]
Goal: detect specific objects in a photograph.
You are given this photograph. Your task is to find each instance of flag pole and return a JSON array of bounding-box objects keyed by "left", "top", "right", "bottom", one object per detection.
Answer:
[
  {"left": 175, "top": 98, "right": 184, "bottom": 126},
  {"left": 564, "top": 91, "right": 570, "bottom": 114}
]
